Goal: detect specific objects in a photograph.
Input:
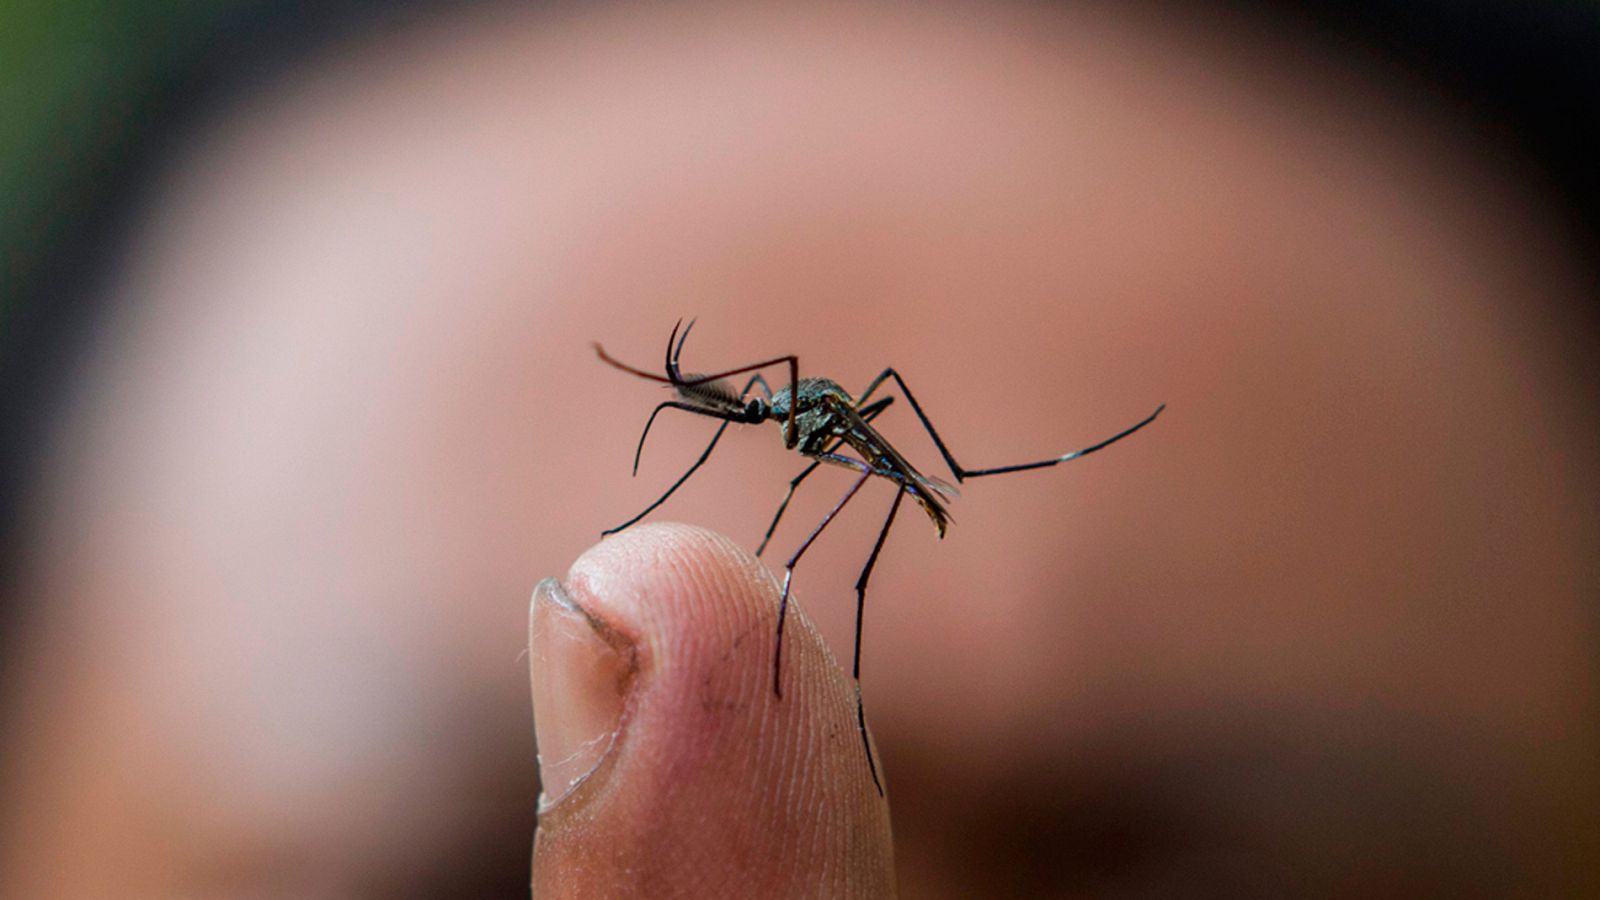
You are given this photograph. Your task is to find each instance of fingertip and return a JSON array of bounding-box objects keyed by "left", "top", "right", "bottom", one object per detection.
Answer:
[{"left": 531, "top": 523, "right": 894, "bottom": 897}]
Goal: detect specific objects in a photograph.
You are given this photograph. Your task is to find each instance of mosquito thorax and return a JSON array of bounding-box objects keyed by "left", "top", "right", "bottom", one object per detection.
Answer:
[
  {"left": 769, "top": 377, "right": 850, "bottom": 417},
  {"left": 766, "top": 378, "right": 854, "bottom": 451}
]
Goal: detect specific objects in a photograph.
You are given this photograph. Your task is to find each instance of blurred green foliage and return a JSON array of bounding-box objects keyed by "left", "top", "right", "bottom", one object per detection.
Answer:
[{"left": 0, "top": 0, "right": 256, "bottom": 311}]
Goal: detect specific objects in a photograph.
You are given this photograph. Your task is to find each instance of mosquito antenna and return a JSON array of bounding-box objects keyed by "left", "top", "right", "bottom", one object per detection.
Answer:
[
  {"left": 665, "top": 318, "right": 683, "bottom": 378},
  {"left": 672, "top": 318, "right": 697, "bottom": 376},
  {"left": 595, "top": 342, "right": 675, "bottom": 383},
  {"left": 595, "top": 323, "right": 788, "bottom": 402},
  {"left": 629, "top": 373, "right": 773, "bottom": 475}
]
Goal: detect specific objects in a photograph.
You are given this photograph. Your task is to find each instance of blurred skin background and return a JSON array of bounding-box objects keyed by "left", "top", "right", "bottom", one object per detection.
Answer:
[{"left": 2, "top": 0, "right": 1598, "bottom": 896}]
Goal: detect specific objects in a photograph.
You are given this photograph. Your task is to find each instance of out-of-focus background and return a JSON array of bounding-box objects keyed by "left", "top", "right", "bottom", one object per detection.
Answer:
[{"left": 3, "top": 1, "right": 1597, "bottom": 896}]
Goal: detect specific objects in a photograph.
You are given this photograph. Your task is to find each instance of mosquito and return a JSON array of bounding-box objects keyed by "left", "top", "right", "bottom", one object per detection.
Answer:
[{"left": 595, "top": 320, "right": 1163, "bottom": 793}]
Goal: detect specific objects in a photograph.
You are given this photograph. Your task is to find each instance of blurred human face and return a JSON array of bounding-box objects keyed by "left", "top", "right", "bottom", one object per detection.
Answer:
[{"left": 6, "top": 1, "right": 1596, "bottom": 896}]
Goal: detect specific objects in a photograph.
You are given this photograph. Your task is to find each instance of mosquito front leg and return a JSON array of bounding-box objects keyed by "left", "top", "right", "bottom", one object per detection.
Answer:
[
  {"left": 858, "top": 367, "right": 1164, "bottom": 482},
  {"left": 629, "top": 371, "right": 776, "bottom": 476},
  {"left": 602, "top": 373, "right": 770, "bottom": 536}
]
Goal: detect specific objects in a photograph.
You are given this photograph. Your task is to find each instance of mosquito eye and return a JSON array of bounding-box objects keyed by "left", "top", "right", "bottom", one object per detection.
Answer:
[{"left": 746, "top": 399, "right": 766, "bottom": 418}]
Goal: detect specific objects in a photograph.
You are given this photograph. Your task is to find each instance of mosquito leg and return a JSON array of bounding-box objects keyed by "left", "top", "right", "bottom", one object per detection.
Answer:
[
  {"left": 626, "top": 373, "right": 774, "bottom": 476},
  {"left": 631, "top": 401, "right": 697, "bottom": 476},
  {"left": 772, "top": 461, "right": 875, "bottom": 699},
  {"left": 602, "top": 373, "right": 769, "bottom": 536},
  {"left": 755, "top": 393, "right": 896, "bottom": 554},
  {"left": 755, "top": 398, "right": 895, "bottom": 557},
  {"left": 858, "top": 367, "right": 1164, "bottom": 482},
  {"left": 850, "top": 485, "right": 905, "bottom": 795},
  {"left": 955, "top": 402, "right": 1165, "bottom": 477},
  {"left": 756, "top": 461, "right": 820, "bottom": 558},
  {"left": 603, "top": 420, "right": 732, "bottom": 536}
]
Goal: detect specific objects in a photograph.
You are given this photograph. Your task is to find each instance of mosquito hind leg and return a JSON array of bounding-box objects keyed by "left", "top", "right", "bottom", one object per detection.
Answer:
[
  {"left": 858, "top": 367, "right": 1164, "bottom": 482},
  {"left": 848, "top": 485, "right": 905, "bottom": 795}
]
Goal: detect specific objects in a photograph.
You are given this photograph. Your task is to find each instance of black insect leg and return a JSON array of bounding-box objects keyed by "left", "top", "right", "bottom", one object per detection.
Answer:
[
  {"left": 772, "top": 461, "right": 875, "bottom": 699},
  {"left": 755, "top": 462, "right": 817, "bottom": 558},
  {"left": 857, "top": 367, "right": 1164, "bottom": 482},
  {"left": 850, "top": 484, "right": 904, "bottom": 795},
  {"left": 629, "top": 371, "right": 774, "bottom": 476},
  {"left": 754, "top": 395, "right": 894, "bottom": 557},
  {"left": 602, "top": 373, "right": 771, "bottom": 536}
]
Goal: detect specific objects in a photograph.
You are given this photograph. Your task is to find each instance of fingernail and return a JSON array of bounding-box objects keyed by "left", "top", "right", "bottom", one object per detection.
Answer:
[{"left": 530, "top": 576, "right": 632, "bottom": 812}]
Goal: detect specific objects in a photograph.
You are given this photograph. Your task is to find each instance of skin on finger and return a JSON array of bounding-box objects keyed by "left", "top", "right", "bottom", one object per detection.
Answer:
[{"left": 531, "top": 523, "right": 894, "bottom": 898}]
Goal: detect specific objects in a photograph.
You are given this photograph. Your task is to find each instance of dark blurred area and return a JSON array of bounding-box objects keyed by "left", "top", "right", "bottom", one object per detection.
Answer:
[
  {"left": 3, "top": 1, "right": 1597, "bottom": 896},
  {"left": 2, "top": 0, "right": 452, "bottom": 587}
]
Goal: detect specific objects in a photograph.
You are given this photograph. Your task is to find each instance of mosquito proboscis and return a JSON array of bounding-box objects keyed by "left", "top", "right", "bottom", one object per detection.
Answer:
[{"left": 594, "top": 319, "right": 1164, "bottom": 794}]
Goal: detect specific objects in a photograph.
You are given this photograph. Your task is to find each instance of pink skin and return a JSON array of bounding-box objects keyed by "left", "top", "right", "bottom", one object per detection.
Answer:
[
  {"left": 4, "top": 2, "right": 1596, "bottom": 896},
  {"left": 531, "top": 525, "right": 893, "bottom": 897}
]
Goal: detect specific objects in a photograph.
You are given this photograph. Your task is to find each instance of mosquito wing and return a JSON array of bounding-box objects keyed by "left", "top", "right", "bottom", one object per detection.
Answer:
[
  {"left": 917, "top": 470, "right": 960, "bottom": 502},
  {"left": 833, "top": 403, "right": 953, "bottom": 492},
  {"left": 829, "top": 399, "right": 957, "bottom": 535}
]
